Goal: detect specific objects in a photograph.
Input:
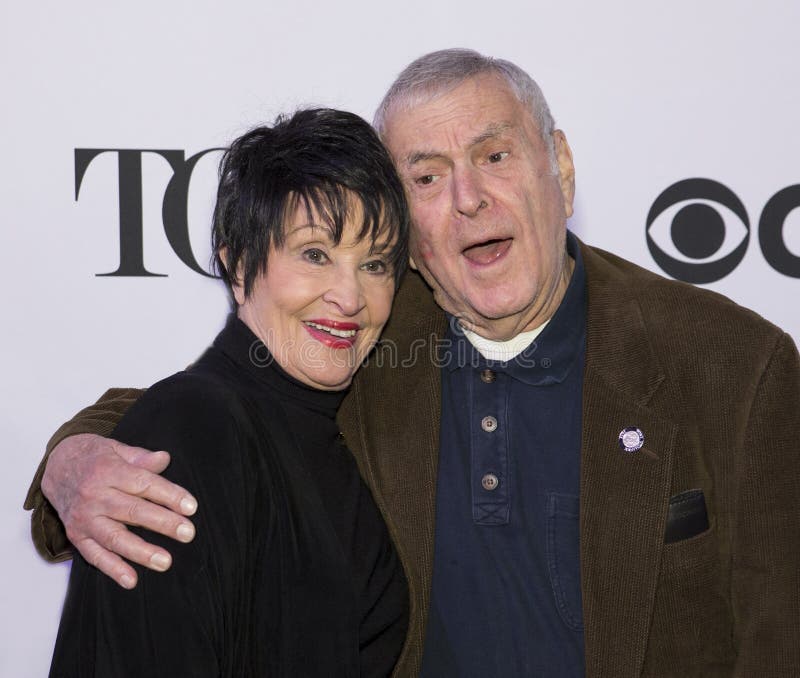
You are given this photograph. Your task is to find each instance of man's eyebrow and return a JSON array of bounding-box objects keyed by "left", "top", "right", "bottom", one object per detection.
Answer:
[
  {"left": 405, "top": 150, "right": 444, "bottom": 166},
  {"left": 468, "top": 122, "right": 513, "bottom": 147},
  {"left": 404, "top": 123, "right": 515, "bottom": 167}
]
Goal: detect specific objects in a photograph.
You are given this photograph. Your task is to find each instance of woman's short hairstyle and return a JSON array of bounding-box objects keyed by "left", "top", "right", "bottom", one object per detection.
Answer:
[{"left": 212, "top": 108, "right": 409, "bottom": 304}]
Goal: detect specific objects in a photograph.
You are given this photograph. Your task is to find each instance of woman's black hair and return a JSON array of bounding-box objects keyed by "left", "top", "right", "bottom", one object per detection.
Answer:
[{"left": 212, "top": 108, "right": 409, "bottom": 303}]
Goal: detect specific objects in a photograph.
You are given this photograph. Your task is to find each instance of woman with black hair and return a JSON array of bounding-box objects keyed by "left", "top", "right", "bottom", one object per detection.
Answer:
[{"left": 50, "top": 109, "right": 409, "bottom": 677}]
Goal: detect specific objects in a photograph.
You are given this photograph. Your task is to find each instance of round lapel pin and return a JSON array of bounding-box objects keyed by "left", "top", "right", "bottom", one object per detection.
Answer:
[{"left": 619, "top": 426, "right": 645, "bottom": 452}]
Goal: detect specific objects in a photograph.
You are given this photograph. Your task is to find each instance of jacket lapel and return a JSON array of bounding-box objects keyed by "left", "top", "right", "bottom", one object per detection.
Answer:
[
  {"left": 580, "top": 243, "right": 679, "bottom": 677},
  {"left": 339, "top": 270, "right": 446, "bottom": 674}
]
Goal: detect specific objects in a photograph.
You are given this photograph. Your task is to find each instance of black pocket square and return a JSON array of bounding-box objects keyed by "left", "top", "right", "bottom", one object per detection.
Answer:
[{"left": 664, "top": 489, "right": 709, "bottom": 544}]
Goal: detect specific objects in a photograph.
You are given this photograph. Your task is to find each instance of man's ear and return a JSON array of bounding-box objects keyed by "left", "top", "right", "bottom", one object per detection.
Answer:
[
  {"left": 219, "top": 247, "right": 246, "bottom": 305},
  {"left": 553, "top": 130, "right": 575, "bottom": 218}
]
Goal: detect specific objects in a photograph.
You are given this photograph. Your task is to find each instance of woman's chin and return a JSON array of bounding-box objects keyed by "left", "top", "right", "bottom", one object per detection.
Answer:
[
  {"left": 281, "top": 357, "right": 356, "bottom": 391},
  {"left": 300, "top": 371, "right": 354, "bottom": 391}
]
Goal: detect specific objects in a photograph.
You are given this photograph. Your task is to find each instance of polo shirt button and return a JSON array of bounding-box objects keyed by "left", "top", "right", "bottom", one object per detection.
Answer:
[
  {"left": 481, "top": 473, "right": 499, "bottom": 491},
  {"left": 480, "top": 369, "right": 496, "bottom": 384},
  {"left": 481, "top": 416, "right": 498, "bottom": 432}
]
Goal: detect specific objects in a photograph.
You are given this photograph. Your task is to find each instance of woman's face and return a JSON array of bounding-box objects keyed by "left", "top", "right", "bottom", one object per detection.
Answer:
[{"left": 235, "top": 203, "right": 397, "bottom": 391}]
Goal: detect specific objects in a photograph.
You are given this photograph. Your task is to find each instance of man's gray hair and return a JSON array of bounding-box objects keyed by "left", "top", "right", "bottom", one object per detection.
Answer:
[{"left": 373, "top": 48, "right": 556, "bottom": 151}]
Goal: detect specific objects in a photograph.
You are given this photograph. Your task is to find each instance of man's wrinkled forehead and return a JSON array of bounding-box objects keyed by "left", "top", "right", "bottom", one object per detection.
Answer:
[
  {"left": 401, "top": 122, "right": 515, "bottom": 168},
  {"left": 385, "top": 100, "right": 544, "bottom": 173},
  {"left": 387, "top": 75, "right": 525, "bottom": 133}
]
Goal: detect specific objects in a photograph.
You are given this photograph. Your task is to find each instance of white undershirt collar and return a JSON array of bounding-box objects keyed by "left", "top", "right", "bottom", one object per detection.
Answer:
[{"left": 461, "top": 320, "right": 551, "bottom": 362}]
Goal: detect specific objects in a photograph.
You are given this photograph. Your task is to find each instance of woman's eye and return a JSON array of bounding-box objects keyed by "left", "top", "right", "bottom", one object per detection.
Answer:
[
  {"left": 488, "top": 151, "right": 509, "bottom": 163},
  {"left": 303, "top": 248, "right": 328, "bottom": 264},
  {"left": 362, "top": 259, "right": 388, "bottom": 274}
]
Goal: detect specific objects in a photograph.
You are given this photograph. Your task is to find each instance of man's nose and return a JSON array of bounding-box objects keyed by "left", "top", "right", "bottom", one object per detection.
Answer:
[
  {"left": 452, "top": 166, "right": 488, "bottom": 217},
  {"left": 322, "top": 268, "right": 365, "bottom": 316}
]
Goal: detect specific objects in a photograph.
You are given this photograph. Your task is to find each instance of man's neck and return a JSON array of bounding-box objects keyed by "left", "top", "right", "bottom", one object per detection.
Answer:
[{"left": 460, "top": 255, "right": 575, "bottom": 342}]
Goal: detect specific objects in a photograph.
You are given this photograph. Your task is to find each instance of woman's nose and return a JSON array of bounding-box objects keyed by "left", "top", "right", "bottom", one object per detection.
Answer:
[{"left": 322, "top": 269, "right": 365, "bottom": 316}]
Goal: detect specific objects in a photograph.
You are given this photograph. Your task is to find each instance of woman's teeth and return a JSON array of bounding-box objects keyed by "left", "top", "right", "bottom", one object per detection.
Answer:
[{"left": 305, "top": 322, "right": 357, "bottom": 338}]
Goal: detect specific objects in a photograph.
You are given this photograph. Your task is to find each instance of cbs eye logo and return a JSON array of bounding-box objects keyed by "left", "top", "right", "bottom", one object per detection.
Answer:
[{"left": 646, "top": 178, "right": 800, "bottom": 283}]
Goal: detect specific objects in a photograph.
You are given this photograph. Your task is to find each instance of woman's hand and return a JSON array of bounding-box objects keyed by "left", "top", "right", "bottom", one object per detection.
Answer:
[{"left": 41, "top": 433, "right": 198, "bottom": 589}]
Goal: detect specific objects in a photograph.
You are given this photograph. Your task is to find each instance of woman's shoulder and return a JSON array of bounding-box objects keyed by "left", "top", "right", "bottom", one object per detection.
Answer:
[
  {"left": 137, "top": 366, "right": 237, "bottom": 419},
  {"left": 113, "top": 359, "right": 259, "bottom": 463}
]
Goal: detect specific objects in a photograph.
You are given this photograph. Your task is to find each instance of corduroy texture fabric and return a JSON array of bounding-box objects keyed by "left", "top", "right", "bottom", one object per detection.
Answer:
[{"left": 27, "top": 239, "right": 800, "bottom": 677}]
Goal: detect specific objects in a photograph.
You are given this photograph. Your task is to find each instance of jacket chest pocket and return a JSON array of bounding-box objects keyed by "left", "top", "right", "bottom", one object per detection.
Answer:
[{"left": 545, "top": 492, "right": 584, "bottom": 631}]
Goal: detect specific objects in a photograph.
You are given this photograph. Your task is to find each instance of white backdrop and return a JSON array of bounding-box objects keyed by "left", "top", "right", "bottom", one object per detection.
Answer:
[{"left": 2, "top": 1, "right": 799, "bottom": 675}]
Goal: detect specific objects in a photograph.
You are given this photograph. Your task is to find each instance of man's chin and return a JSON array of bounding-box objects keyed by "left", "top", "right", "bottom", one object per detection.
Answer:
[{"left": 444, "top": 304, "right": 529, "bottom": 336}]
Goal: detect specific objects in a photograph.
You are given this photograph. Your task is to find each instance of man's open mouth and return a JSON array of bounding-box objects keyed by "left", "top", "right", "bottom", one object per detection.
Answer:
[{"left": 462, "top": 238, "right": 513, "bottom": 265}]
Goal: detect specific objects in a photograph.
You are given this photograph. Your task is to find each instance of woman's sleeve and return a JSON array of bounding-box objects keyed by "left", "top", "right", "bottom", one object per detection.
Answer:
[{"left": 49, "top": 376, "right": 247, "bottom": 678}]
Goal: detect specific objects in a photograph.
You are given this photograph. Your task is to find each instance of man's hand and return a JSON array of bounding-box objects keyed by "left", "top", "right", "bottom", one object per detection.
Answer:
[{"left": 41, "top": 433, "right": 198, "bottom": 589}]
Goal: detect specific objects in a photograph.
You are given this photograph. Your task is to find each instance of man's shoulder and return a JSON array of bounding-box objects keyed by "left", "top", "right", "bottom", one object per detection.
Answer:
[
  {"left": 581, "top": 241, "right": 791, "bottom": 397},
  {"left": 582, "top": 241, "right": 784, "bottom": 341}
]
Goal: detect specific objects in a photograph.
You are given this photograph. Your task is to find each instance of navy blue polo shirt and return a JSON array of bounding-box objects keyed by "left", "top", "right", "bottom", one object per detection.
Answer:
[{"left": 420, "top": 233, "right": 587, "bottom": 677}]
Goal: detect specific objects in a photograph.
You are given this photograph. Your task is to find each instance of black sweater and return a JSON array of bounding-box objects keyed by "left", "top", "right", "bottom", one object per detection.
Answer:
[{"left": 50, "top": 316, "right": 408, "bottom": 677}]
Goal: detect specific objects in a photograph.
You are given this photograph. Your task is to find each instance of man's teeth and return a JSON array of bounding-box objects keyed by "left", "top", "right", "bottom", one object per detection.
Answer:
[{"left": 305, "top": 322, "right": 357, "bottom": 338}]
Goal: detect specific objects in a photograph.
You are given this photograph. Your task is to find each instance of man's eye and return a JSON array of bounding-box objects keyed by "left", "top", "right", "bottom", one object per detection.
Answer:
[
  {"left": 362, "top": 259, "right": 388, "bottom": 274},
  {"left": 488, "top": 151, "right": 509, "bottom": 163},
  {"left": 303, "top": 248, "right": 328, "bottom": 264},
  {"left": 415, "top": 174, "right": 437, "bottom": 186}
]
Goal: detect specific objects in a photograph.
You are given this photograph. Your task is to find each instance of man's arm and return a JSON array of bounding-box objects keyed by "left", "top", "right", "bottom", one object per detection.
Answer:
[
  {"left": 733, "top": 331, "right": 800, "bottom": 671},
  {"left": 24, "top": 388, "right": 198, "bottom": 589}
]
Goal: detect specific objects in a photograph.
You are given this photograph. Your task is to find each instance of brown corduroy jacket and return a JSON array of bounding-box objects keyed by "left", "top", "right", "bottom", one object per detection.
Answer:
[{"left": 27, "top": 239, "right": 800, "bottom": 677}]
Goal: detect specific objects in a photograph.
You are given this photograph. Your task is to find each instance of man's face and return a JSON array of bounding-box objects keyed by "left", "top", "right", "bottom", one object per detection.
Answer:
[{"left": 382, "top": 74, "right": 575, "bottom": 340}]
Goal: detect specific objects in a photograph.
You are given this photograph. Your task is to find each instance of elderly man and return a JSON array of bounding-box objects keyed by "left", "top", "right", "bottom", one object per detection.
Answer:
[{"left": 27, "top": 49, "right": 800, "bottom": 676}]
